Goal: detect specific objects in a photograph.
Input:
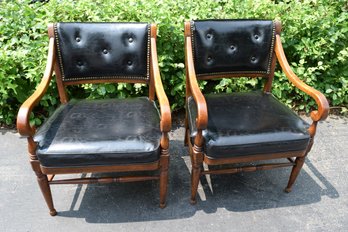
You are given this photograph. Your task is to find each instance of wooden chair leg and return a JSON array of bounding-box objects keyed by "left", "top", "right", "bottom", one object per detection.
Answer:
[
  {"left": 285, "top": 156, "right": 305, "bottom": 193},
  {"left": 190, "top": 165, "right": 201, "bottom": 204},
  {"left": 159, "top": 152, "right": 169, "bottom": 208},
  {"left": 190, "top": 145, "right": 203, "bottom": 204},
  {"left": 34, "top": 170, "right": 57, "bottom": 216},
  {"left": 29, "top": 146, "right": 57, "bottom": 216}
]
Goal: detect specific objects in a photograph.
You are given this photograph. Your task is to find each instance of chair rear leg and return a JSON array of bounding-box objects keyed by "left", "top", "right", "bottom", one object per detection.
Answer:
[
  {"left": 190, "top": 145, "right": 203, "bottom": 204},
  {"left": 159, "top": 152, "right": 169, "bottom": 208},
  {"left": 285, "top": 156, "right": 305, "bottom": 193}
]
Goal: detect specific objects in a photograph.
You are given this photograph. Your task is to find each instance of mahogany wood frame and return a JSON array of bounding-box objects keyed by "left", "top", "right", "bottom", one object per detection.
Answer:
[
  {"left": 17, "top": 24, "right": 171, "bottom": 216},
  {"left": 184, "top": 20, "right": 329, "bottom": 204}
]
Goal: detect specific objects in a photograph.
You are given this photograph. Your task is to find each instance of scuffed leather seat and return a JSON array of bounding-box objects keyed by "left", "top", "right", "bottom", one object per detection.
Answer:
[
  {"left": 187, "top": 91, "right": 310, "bottom": 159},
  {"left": 184, "top": 19, "right": 329, "bottom": 204},
  {"left": 34, "top": 97, "right": 161, "bottom": 167},
  {"left": 17, "top": 22, "right": 171, "bottom": 216}
]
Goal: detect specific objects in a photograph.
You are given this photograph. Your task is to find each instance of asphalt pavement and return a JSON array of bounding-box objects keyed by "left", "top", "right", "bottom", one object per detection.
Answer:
[{"left": 0, "top": 115, "right": 347, "bottom": 231}]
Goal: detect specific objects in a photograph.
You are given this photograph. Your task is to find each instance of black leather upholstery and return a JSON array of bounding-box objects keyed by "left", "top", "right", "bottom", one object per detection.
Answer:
[
  {"left": 191, "top": 20, "right": 275, "bottom": 77},
  {"left": 54, "top": 22, "right": 150, "bottom": 82},
  {"left": 34, "top": 97, "right": 161, "bottom": 167},
  {"left": 187, "top": 91, "right": 310, "bottom": 158}
]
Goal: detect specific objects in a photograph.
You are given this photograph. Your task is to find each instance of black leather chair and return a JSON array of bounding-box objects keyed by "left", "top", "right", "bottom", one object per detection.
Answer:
[
  {"left": 184, "top": 19, "right": 329, "bottom": 204},
  {"left": 17, "top": 22, "right": 171, "bottom": 215}
]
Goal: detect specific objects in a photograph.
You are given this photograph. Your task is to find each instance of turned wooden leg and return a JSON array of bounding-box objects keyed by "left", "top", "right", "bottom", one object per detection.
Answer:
[
  {"left": 159, "top": 151, "right": 169, "bottom": 208},
  {"left": 28, "top": 138, "right": 56, "bottom": 216},
  {"left": 190, "top": 164, "right": 201, "bottom": 204},
  {"left": 34, "top": 168, "right": 57, "bottom": 216},
  {"left": 285, "top": 156, "right": 305, "bottom": 193},
  {"left": 190, "top": 145, "right": 203, "bottom": 204}
]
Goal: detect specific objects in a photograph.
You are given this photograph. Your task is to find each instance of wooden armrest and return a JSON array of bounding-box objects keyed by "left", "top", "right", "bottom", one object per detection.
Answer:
[
  {"left": 275, "top": 35, "right": 329, "bottom": 121},
  {"left": 184, "top": 22, "right": 208, "bottom": 130},
  {"left": 150, "top": 25, "right": 171, "bottom": 133},
  {"left": 16, "top": 37, "right": 55, "bottom": 137}
]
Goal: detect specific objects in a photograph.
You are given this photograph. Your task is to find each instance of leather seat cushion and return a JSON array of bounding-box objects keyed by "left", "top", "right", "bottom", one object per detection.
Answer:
[
  {"left": 187, "top": 91, "right": 310, "bottom": 159},
  {"left": 34, "top": 97, "right": 161, "bottom": 167}
]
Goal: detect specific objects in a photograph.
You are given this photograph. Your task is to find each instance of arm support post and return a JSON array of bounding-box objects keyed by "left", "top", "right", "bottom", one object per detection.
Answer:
[{"left": 17, "top": 37, "right": 55, "bottom": 137}]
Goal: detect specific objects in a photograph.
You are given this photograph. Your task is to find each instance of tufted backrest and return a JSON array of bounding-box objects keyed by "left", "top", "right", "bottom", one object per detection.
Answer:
[
  {"left": 53, "top": 22, "right": 150, "bottom": 82},
  {"left": 190, "top": 20, "right": 276, "bottom": 78}
]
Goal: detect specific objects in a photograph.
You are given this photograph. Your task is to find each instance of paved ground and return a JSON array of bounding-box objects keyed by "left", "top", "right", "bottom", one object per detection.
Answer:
[{"left": 0, "top": 115, "right": 347, "bottom": 231}]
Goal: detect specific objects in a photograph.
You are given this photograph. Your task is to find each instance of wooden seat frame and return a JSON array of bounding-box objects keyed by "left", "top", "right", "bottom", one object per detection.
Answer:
[
  {"left": 17, "top": 24, "right": 171, "bottom": 216},
  {"left": 184, "top": 21, "right": 329, "bottom": 204}
]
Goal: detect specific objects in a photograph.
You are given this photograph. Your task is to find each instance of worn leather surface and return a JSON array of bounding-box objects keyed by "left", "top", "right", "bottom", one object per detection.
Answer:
[
  {"left": 34, "top": 97, "right": 161, "bottom": 167},
  {"left": 191, "top": 20, "right": 275, "bottom": 77},
  {"left": 54, "top": 22, "right": 149, "bottom": 82},
  {"left": 188, "top": 91, "right": 310, "bottom": 158}
]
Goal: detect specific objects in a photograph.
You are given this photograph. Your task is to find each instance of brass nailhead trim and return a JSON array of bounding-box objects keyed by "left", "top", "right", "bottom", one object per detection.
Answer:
[
  {"left": 266, "top": 21, "right": 276, "bottom": 74},
  {"left": 196, "top": 70, "right": 269, "bottom": 77},
  {"left": 146, "top": 24, "right": 150, "bottom": 81},
  {"left": 190, "top": 21, "right": 196, "bottom": 65},
  {"left": 63, "top": 75, "right": 148, "bottom": 81},
  {"left": 54, "top": 23, "right": 65, "bottom": 80}
]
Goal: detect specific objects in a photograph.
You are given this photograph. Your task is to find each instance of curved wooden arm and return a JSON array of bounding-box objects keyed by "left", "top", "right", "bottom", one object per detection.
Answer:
[
  {"left": 184, "top": 22, "right": 208, "bottom": 130},
  {"left": 16, "top": 37, "right": 55, "bottom": 136},
  {"left": 150, "top": 24, "right": 171, "bottom": 133},
  {"left": 275, "top": 35, "right": 329, "bottom": 121}
]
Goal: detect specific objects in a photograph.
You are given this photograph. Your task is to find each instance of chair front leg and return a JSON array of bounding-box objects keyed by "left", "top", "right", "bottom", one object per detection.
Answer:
[
  {"left": 31, "top": 160, "right": 56, "bottom": 216},
  {"left": 190, "top": 144, "right": 203, "bottom": 204},
  {"left": 159, "top": 133, "right": 170, "bottom": 208},
  {"left": 28, "top": 138, "right": 57, "bottom": 216},
  {"left": 159, "top": 149, "right": 169, "bottom": 208}
]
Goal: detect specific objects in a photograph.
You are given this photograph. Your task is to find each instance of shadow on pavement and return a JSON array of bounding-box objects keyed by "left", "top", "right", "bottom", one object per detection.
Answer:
[{"left": 56, "top": 140, "right": 339, "bottom": 223}]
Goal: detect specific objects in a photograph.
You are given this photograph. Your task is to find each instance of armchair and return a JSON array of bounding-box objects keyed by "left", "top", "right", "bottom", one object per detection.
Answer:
[
  {"left": 17, "top": 22, "right": 171, "bottom": 215},
  {"left": 184, "top": 19, "right": 329, "bottom": 204}
]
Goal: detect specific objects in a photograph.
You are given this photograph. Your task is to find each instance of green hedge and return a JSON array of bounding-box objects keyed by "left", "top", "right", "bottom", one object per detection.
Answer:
[{"left": 0, "top": 0, "right": 347, "bottom": 126}]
